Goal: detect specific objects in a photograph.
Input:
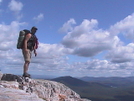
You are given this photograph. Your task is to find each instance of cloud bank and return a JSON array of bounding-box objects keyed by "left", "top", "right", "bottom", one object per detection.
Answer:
[{"left": 1, "top": 0, "right": 134, "bottom": 77}]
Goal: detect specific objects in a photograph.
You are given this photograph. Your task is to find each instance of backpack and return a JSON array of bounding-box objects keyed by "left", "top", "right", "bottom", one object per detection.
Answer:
[
  {"left": 17, "top": 29, "right": 30, "bottom": 49},
  {"left": 17, "top": 29, "right": 39, "bottom": 49}
]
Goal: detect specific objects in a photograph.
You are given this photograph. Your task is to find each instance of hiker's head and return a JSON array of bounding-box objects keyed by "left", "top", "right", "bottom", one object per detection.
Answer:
[{"left": 31, "top": 26, "right": 38, "bottom": 34}]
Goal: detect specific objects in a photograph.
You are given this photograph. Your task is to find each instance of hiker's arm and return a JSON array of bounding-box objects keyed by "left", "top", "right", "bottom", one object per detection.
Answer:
[
  {"left": 23, "top": 34, "right": 31, "bottom": 51},
  {"left": 34, "top": 49, "right": 37, "bottom": 57},
  {"left": 33, "top": 37, "right": 38, "bottom": 57},
  {"left": 33, "top": 44, "right": 37, "bottom": 56}
]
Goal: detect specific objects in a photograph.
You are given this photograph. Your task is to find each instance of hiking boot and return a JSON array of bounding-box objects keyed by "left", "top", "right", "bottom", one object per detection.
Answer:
[{"left": 23, "top": 72, "right": 31, "bottom": 78}]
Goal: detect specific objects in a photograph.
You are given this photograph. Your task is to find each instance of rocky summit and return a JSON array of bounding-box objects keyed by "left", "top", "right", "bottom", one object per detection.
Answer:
[{"left": 0, "top": 73, "right": 91, "bottom": 101}]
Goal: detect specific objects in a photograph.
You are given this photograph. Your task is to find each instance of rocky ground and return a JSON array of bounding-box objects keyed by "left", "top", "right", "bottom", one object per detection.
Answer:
[{"left": 0, "top": 72, "right": 91, "bottom": 101}]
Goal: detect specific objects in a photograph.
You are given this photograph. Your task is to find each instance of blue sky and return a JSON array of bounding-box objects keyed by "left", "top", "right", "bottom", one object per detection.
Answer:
[{"left": 1, "top": 0, "right": 134, "bottom": 77}]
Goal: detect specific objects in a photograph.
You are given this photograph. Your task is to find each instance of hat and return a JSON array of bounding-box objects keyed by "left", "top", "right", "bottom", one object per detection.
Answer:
[{"left": 31, "top": 26, "right": 38, "bottom": 30}]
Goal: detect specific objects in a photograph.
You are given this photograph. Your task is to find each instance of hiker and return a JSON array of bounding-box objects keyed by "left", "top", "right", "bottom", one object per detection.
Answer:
[{"left": 22, "top": 26, "right": 38, "bottom": 77}]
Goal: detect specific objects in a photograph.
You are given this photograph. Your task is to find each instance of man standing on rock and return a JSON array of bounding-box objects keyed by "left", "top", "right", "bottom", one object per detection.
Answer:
[{"left": 22, "top": 26, "right": 38, "bottom": 78}]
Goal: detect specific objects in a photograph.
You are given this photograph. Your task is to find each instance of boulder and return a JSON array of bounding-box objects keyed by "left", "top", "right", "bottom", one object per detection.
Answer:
[
  {"left": 0, "top": 74, "right": 91, "bottom": 101},
  {"left": 1, "top": 74, "right": 23, "bottom": 82}
]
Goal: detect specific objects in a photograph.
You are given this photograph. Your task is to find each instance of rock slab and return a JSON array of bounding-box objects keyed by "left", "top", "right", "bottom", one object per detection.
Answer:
[{"left": 0, "top": 74, "right": 91, "bottom": 101}]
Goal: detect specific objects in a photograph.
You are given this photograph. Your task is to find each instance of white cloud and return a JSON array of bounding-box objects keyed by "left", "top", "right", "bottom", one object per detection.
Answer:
[
  {"left": 0, "top": 21, "right": 26, "bottom": 73},
  {"left": 60, "top": 59, "right": 134, "bottom": 77},
  {"left": 33, "top": 13, "right": 44, "bottom": 22},
  {"left": 0, "top": 0, "right": 2, "bottom": 3},
  {"left": 59, "top": 18, "right": 76, "bottom": 33},
  {"left": 103, "top": 13, "right": 134, "bottom": 64},
  {"left": 109, "top": 13, "right": 134, "bottom": 40},
  {"left": 8, "top": 0, "right": 23, "bottom": 12},
  {"left": 106, "top": 43, "right": 134, "bottom": 63},
  {"left": 61, "top": 19, "right": 120, "bottom": 57},
  {"left": 0, "top": 21, "right": 26, "bottom": 51},
  {"left": 0, "top": 21, "right": 71, "bottom": 75},
  {"left": 8, "top": 0, "right": 23, "bottom": 20},
  {"left": 31, "top": 43, "right": 67, "bottom": 63},
  {"left": 1, "top": 11, "right": 134, "bottom": 77}
]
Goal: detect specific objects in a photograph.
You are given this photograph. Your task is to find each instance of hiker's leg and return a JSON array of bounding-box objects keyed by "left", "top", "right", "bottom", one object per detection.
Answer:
[
  {"left": 23, "top": 61, "right": 30, "bottom": 73},
  {"left": 22, "top": 49, "right": 32, "bottom": 75}
]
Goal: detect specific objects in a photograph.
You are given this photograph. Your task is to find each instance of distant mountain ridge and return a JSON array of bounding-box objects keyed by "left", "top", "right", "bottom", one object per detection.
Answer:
[
  {"left": 79, "top": 76, "right": 134, "bottom": 87},
  {"left": 80, "top": 76, "right": 134, "bottom": 82},
  {"left": 52, "top": 76, "right": 89, "bottom": 87},
  {"left": 52, "top": 76, "right": 112, "bottom": 89},
  {"left": 51, "top": 76, "right": 134, "bottom": 101}
]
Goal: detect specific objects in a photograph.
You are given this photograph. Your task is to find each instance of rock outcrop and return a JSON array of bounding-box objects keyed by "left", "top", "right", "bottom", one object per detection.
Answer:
[{"left": 0, "top": 73, "right": 91, "bottom": 101}]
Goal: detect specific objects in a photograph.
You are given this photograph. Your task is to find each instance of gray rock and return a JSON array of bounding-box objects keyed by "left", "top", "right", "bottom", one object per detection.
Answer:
[
  {"left": 0, "top": 73, "right": 91, "bottom": 101},
  {"left": 1, "top": 74, "right": 23, "bottom": 82},
  {"left": 0, "top": 87, "right": 45, "bottom": 101}
]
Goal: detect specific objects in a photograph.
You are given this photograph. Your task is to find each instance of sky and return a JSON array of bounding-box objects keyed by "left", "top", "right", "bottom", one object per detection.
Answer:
[{"left": 1, "top": 0, "right": 134, "bottom": 77}]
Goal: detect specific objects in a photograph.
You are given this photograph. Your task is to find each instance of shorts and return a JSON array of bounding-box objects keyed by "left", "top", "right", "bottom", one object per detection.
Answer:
[{"left": 22, "top": 49, "right": 32, "bottom": 62}]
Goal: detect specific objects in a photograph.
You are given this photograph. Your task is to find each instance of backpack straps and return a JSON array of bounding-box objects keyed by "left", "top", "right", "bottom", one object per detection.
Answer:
[{"left": 33, "top": 35, "right": 39, "bottom": 49}]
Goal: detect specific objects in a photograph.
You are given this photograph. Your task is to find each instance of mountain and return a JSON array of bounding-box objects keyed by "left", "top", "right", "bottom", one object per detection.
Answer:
[
  {"left": 80, "top": 76, "right": 134, "bottom": 82},
  {"left": 80, "top": 76, "right": 134, "bottom": 87},
  {"left": 52, "top": 76, "right": 113, "bottom": 89},
  {"left": 0, "top": 73, "right": 90, "bottom": 101},
  {"left": 52, "top": 76, "right": 89, "bottom": 87},
  {"left": 51, "top": 76, "right": 134, "bottom": 101}
]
